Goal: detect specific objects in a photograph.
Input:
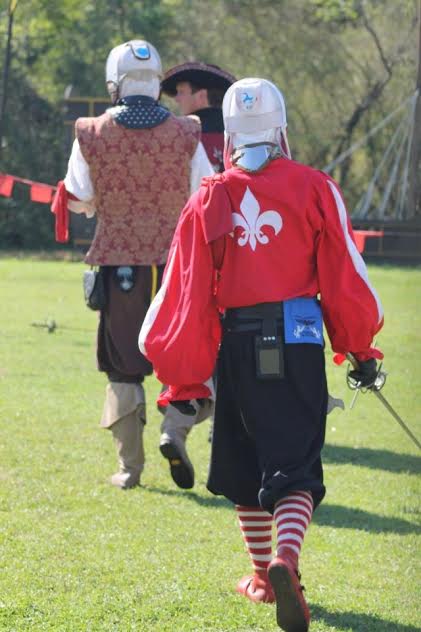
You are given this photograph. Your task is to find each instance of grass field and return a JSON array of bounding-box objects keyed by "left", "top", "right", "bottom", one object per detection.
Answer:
[{"left": 0, "top": 256, "right": 420, "bottom": 632}]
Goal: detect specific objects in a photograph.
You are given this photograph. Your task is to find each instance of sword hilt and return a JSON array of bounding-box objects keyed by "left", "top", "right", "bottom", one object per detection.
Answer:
[
  {"left": 346, "top": 353, "right": 386, "bottom": 392},
  {"left": 345, "top": 354, "right": 420, "bottom": 450}
]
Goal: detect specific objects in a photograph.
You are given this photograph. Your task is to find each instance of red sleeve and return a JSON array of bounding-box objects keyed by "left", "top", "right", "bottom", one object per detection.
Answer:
[
  {"left": 314, "top": 175, "right": 384, "bottom": 360},
  {"left": 139, "top": 188, "right": 221, "bottom": 402}
]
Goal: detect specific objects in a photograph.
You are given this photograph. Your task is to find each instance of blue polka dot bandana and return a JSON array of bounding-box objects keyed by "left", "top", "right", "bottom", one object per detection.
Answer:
[{"left": 108, "top": 95, "right": 170, "bottom": 129}]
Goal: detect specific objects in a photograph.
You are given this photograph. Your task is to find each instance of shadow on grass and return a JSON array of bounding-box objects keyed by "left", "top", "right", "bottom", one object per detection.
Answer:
[
  {"left": 323, "top": 444, "right": 421, "bottom": 475},
  {"left": 311, "top": 603, "right": 420, "bottom": 632},
  {"left": 314, "top": 503, "right": 421, "bottom": 535},
  {"left": 142, "top": 485, "right": 232, "bottom": 509}
]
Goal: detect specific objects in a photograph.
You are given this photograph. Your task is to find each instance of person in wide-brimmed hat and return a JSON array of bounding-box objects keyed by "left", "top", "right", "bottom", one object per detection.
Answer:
[
  {"left": 156, "top": 62, "right": 236, "bottom": 491},
  {"left": 162, "top": 62, "right": 236, "bottom": 173}
]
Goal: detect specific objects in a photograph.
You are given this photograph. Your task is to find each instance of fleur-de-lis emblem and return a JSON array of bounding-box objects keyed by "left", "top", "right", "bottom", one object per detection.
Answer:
[{"left": 231, "top": 187, "right": 283, "bottom": 251}]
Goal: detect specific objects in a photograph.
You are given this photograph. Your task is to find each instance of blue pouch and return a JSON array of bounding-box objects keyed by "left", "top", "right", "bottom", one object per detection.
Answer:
[{"left": 283, "top": 297, "right": 323, "bottom": 345}]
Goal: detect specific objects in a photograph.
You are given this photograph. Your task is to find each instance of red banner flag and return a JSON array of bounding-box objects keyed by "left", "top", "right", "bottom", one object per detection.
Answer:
[
  {"left": 30, "top": 183, "right": 55, "bottom": 204},
  {"left": 0, "top": 174, "right": 14, "bottom": 197}
]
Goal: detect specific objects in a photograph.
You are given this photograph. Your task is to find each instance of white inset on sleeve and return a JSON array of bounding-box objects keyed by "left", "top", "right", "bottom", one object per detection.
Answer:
[
  {"left": 327, "top": 180, "right": 383, "bottom": 323},
  {"left": 190, "top": 141, "right": 214, "bottom": 194},
  {"left": 138, "top": 243, "right": 178, "bottom": 355}
]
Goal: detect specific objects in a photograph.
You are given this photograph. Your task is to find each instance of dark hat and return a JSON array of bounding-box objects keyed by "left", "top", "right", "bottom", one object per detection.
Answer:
[{"left": 161, "top": 62, "right": 236, "bottom": 96}]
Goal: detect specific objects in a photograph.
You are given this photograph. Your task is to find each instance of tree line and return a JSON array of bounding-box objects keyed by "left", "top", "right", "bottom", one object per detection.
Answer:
[{"left": 0, "top": 0, "right": 418, "bottom": 248}]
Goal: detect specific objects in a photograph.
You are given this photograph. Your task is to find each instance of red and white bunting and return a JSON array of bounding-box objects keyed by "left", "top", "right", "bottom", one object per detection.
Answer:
[{"left": 0, "top": 172, "right": 56, "bottom": 203}]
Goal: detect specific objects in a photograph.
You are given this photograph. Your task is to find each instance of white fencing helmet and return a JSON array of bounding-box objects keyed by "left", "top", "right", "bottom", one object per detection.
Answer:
[
  {"left": 105, "top": 40, "right": 163, "bottom": 102},
  {"left": 222, "top": 78, "right": 291, "bottom": 170}
]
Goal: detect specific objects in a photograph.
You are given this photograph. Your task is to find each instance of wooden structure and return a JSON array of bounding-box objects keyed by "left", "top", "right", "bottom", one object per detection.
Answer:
[{"left": 353, "top": 221, "right": 421, "bottom": 262}]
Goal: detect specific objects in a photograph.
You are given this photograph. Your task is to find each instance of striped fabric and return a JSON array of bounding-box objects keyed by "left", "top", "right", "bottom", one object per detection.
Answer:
[
  {"left": 327, "top": 180, "right": 383, "bottom": 323},
  {"left": 236, "top": 505, "right": 273, "bottom": 572},
  {"left": 274, "top": 491, "right": 313, "bottom": 557}
]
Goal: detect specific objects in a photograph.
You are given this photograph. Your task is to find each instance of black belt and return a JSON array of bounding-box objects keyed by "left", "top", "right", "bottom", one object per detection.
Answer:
[{"left": 223, "top": 302, "right": 283, "bottom": 336}]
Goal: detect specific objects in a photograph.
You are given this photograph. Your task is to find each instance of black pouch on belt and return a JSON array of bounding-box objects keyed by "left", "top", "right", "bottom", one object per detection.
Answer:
[
  {"left": 255, "top": 335, "right": 284, "bottom": 379},
  {"left": 254, "top": 304, "right": 284, "bottom": 380},
  {"left": 83, "top": 266, "right": 106, "bottom": 311}
]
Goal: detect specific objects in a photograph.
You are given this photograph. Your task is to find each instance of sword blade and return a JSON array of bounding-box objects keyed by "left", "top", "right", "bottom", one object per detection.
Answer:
[
  {"left": 349, "top": 389, "right": 360, "bottom": 410},
  {"left": 374, "top": 391, "right": 421, "bottom": 450}
]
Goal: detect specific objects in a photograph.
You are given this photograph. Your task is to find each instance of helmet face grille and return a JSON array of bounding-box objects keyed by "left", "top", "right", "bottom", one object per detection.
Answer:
[{"left": 231, "top": 143, "right": 281, "bottom": 172}]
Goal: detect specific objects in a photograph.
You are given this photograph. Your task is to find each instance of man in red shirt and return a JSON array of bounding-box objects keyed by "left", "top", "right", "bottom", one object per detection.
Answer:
[
  {"left": 139, "top": 78, "right": 384, "bottom": 631},
  {"left": 158, "top": 62, "right": 235, "bottom": 488}
]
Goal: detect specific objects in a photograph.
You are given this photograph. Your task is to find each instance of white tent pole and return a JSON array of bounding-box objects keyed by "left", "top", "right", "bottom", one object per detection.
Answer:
[{"left": 323, "top": 94, "right": 415, "bottom": 174}]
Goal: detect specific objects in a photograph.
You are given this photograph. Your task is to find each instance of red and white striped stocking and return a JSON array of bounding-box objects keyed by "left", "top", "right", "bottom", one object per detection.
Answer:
[
  {"left": 274, "top": 491, "right": 313, "bottom": 562},
  {"left": 236, "top": 505, "right": 273, "bottom": 574}
]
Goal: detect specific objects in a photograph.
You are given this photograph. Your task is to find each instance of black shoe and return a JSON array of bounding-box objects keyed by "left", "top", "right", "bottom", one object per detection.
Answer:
[{"left": 160, "top": 440, "right": 194, "bottom": 489}]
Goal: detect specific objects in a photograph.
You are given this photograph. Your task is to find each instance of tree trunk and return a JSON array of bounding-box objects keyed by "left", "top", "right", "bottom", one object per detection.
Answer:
[
  {"left": 0, "top": 1, "right": 17, "bottom": 155},
  {"left": 407, "top": 0, "right": 421, "bottom": 220}
]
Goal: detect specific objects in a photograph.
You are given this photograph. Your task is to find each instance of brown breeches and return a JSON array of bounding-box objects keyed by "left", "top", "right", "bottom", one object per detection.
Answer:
[{"left": 97, "top": 264, "right": 165, "bottom": 382}]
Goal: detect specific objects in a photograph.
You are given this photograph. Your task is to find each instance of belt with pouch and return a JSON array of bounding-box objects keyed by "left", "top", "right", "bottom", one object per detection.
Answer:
[
  {"left": 223, "top": 302, "right": 284, "bottom": 380},
  {"left": 223, "top": 302, "right": 283, "bottom": 334}
]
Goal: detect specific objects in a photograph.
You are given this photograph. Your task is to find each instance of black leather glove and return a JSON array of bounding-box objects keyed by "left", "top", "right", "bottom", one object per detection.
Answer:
[
  {"left": 348, "top": 358, "right": 378, "bottom": 388},
  {"left": 170, "top": 400, "right": 197, "bottom": 416},
  {"left": 170, "top": 398, "right": 208, "bottom": 416}
]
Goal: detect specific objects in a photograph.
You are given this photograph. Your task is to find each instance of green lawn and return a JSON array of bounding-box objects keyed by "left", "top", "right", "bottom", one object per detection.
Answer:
[{"left": 0, "top": 257, "right": 420, "bottom": 632}]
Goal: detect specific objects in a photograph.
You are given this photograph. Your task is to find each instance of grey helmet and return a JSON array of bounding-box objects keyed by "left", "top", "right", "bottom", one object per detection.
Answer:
[
  {"left": 222, "top": 78, "right": 291, "bottom": 171},
  {"left": 105, "top": 40, "right": 163, "bottom": 102}
]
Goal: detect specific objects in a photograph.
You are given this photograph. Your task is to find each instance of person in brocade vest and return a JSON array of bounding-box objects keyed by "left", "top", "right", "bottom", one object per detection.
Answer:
[
  {"left": 138, "top": 78, "right": 384, "bottom": 631},
  {"left": 59, "top": 40, "right": 213, "bottom": 490},
  {"left": 161, "top": 62, "right": 236, "bottom": 173}
]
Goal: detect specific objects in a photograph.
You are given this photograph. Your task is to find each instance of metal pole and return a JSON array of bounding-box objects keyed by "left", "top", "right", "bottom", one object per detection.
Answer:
[{"left": 407, "top": 0, "right": 421, "bottom": 219}]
